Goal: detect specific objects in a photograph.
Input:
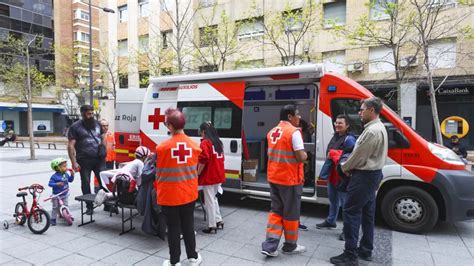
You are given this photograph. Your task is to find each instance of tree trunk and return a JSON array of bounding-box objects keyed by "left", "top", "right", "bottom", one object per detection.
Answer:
[
  {"left": 26, "top": 46, "right": 36, "bottom": 160},
  {"left": 427, "top": 70, "right": 443, "bottom": 144}
]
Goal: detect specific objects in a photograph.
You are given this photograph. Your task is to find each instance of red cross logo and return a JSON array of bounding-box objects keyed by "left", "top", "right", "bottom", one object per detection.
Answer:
[
  {"left": 212, "top": 146, "right": 223, "bottom": 159},
  {"left": 148, "top": 108, "right": 166, "bottom": 130},
  {"left": 270, "top": 127, "right": 282, "bottom": 144},
  {"left": 171, "top": 142, "right": 192, "bottom": 164}
]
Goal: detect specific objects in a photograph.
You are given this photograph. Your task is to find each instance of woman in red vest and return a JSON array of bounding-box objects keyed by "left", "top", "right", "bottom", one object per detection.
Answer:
[
  {"left": 197, "top": 122, "right": 225, "bottom": 234},
  {"left": 155, "top": 108, "right": 203, "bottom": 266}
]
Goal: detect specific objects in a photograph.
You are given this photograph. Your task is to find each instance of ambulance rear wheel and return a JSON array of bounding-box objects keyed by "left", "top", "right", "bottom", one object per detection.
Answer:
[{"left": 381, "top": 186, "right": 438, "bottom": 234}]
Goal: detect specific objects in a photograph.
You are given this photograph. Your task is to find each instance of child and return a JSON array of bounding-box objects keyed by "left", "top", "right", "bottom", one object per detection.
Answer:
[{"left": 48, "top": 158, "right": 74, "bottom": 226}]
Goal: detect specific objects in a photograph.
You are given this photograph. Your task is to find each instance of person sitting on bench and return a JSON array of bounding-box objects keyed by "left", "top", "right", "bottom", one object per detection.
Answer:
[{"left": 94, "top": 146, "right": 150, "bottom": 206}]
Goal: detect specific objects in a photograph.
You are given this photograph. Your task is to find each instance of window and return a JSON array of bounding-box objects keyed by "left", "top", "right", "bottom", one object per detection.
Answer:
[
  {"left": 237, "top": 17, "right": 264, "bottom": 41},
  {"left": 323, "top": 50, "right": 346, "bottom": 74},
  {"left": 139, "top": 71, "right": 149, "bottom": 88},
  {"left": 160, "top": 0, "right": 173, "bottom": 11},
  {"left": 118, "top": 5, "right": 128, "bottom": 23},
  {"left": 74, "top": 32, "right": 90, "bottom": 42},
  {"left": 118, "top": 39, "right": 128, "bottom": 56},
  {"left": 199, "top": 65, "right": 218, "bottom": 73},
  {"left": 323, "top": 0, "right": 346, "bottom": 28},
  {"left": 370, "top": 0, "right": 396, "bottom": 20},
  {"left": 75, "top": 10, "right": 90, "bottom": 21},
  {"left": 161, "top": 67, "right": 172, "bottom": 75},
  {"left": 235, "top": 59, "right": 264, "bottom": 70},
  {"left": 369, "top": 46, "right": 395, "bottom": 73},
  {"left": 139, "top": 35, "right": 149, "bottom": 51},
  {"left": 199, "top": 25, "right": 217, "bottom": 47},
  {"left": 119, "top": 73, "right": 128, "bottom": 88},
  {"left": 139, "top": 0, "right": 149, "bottom": 17},
  {"left": 178, "top": 101, "right": 242, "bottom": 138},
  {"left": 161, "top": 30, "right": 172, "bottom": 49},
  {"left": 283, "top": 9, "right": 303, "bottom": 32},
  {"left": 200, "top": 0, "right": 216, "bottom": 8},
  {"left": 0, "top": 4, "right": 9, "bottom": 16},
  {"left": 429, "top": 0, "right": 456, "bottom": 8},
  {"left": 428, "top": 39, "right": 456, "bottom": 69},
  {"left": 330, "top": 98, "right": 364, "bottom": 135}
]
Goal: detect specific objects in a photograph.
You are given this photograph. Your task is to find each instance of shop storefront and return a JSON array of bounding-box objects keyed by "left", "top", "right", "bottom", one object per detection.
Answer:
[
  {"left": 0, "top": 103, "right": 66, "bottom": 136},
  {"left": 417, "top": 85, "right": 474, "bottom": 150}
]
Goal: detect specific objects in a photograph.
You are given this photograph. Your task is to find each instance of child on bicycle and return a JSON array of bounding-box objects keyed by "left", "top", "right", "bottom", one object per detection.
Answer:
[{"left": 48, "top": 158, "right": 75, "bottom": 226}]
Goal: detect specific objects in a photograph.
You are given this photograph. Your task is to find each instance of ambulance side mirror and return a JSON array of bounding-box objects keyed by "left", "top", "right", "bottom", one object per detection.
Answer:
[
  {"left": 230, "top": 140, "right": 238, "bottom": 153},
  {"left": 119, "top": 135, "right": 125, "bottom": 144}
]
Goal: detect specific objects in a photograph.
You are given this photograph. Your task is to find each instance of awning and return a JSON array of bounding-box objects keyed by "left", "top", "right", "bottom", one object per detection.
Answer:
[{"left": 0, "top": 102, "right": 65, "bottom": 113}]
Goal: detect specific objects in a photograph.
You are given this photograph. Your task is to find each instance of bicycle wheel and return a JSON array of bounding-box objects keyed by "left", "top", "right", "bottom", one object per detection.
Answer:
[
  {"left": 27, "top": 209, "right": 50, "bottom": 234},
  {"left": 14, "top": 202, "right": 26, "bottom": 225},
  {"left": 61, "top": 207, "right": 73, "bottom": 226}
]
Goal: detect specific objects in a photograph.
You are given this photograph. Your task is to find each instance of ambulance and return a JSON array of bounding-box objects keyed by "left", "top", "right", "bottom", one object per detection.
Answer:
[{"left": 115, "top": 64, "right": 474, "bottom": 233}]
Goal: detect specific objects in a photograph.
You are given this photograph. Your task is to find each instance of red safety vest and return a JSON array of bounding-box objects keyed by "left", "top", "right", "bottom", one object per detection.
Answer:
[
  {"left": 267, "top": 121, "right": 304, "bottom": 186},
  {"left": 154, "top": 133, "right": 202, "bottom": 206}
]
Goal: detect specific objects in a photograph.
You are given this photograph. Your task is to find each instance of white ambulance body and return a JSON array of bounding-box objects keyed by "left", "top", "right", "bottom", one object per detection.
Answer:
[{"left": 131, "top": 64, "right": 473, "bottom": 233}]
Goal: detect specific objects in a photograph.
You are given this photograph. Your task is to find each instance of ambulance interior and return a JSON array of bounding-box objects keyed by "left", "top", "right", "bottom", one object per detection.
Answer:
[{"left": 242, "top": 84, "right": 317, "bottom": 196}]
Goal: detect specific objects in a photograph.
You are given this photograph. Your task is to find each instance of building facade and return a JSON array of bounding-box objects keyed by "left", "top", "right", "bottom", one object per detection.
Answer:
[
  {"left": 0, "top": 0, "right": 63, "bottom": 136},
  {"left": 54, "top": 0, "right": 103, "bottom": 117},
  {"left": 98, "top": 0, "right": 474, "bottom": 149}
]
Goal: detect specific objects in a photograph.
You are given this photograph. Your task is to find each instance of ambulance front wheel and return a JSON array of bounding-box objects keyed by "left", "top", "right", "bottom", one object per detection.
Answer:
[{"left": 381, "top": 186, "right": 438, "bottom": 234}]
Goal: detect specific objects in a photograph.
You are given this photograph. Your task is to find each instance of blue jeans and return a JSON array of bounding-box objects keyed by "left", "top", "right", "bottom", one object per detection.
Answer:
[
  {"left": 326, "top": 182, "right": 346, "bottom": 224},
  {"left": 343, "top": 169, "right": 382, "bottom": 257}
]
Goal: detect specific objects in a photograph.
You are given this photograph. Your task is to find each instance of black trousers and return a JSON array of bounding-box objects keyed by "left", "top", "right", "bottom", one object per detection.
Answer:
[
  {"left": 105, "top": 161, "right": 115, "bottom": 170},
  {"left": 162, "top": 201, "right": 198, "bottom": 264},
  {"left": 78, "top": 157, "right": 105, "bottom": 208}
]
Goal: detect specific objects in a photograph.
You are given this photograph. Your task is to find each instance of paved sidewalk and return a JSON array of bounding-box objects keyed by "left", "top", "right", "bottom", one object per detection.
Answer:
[{"left": 1, "top": 147, "right": 473, "bottom": 265}]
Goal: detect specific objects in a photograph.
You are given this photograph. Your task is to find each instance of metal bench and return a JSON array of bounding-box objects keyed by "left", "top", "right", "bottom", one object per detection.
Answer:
[{"left": 74, "top": 193, "right": 138, "bottom": 235}]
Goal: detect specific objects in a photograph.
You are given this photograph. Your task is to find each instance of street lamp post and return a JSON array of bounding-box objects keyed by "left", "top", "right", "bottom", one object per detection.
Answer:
[{"left": 88, "top": 0, "right": 114, "bottom": 105}]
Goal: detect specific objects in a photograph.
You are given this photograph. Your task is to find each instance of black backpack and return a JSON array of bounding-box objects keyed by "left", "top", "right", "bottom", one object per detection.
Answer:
[{"left": 113, "top": 173, "right": 137, "bottom": 205}]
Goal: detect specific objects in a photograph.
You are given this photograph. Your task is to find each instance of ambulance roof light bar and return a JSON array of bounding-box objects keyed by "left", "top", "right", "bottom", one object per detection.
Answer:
[{"left": 150, "top": 64, "right": 325, "bottom": 85}]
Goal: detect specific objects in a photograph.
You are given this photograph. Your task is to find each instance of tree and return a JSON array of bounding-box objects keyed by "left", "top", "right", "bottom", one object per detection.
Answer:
[
  {"left": 98, "top": 47, "right": 128, "bottom": 107},
  {"left": 191, "top": 7, "right": 245, "bottom": 71},
  {"left": 161, "top": 0, "right": 200, "bottom": 74},
  {"left": 0, "top": 35, "right": 54, "bottom": 159},
  {"left": 54, "top": 45, "right": 89, "bottom": 115},
  {"left": 250, "top": 0, "right": 319, "bottom": 66},
  {"left": 333, "top": 0, "right": 415, "bottom": 114},
  {"left": 409, "top": 0, "right": 472, "bottom": 144}
]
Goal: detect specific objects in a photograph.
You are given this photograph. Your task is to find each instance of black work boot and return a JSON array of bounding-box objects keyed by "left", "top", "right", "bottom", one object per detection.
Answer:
[
  {"left": 330, "top": 251, "right": 358, "bottom": 265},
  {"left": 357, "top": 247, "right": 373, "bottom": 261}
]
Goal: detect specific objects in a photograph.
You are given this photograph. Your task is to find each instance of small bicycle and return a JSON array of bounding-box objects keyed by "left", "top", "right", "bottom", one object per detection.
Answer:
[
  {"left": 3, "top": 184, "right": 51, "bottom": 234},
  {"left": 44, "top": 188, "right": 73, "bottom": 225}
]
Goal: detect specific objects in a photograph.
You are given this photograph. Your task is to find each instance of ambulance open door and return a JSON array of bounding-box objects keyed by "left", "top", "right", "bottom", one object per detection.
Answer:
[{"left": 176, "top": 81, "right": 245, "bottom": 189}]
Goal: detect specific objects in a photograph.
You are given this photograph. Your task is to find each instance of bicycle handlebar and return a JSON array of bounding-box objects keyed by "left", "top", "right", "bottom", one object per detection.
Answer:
[
  {"left": 43, "top": 189, "right": 69, "bottom": 202},
  {"left": 18, "top": 184, "right": 44, "bottom": 194}
]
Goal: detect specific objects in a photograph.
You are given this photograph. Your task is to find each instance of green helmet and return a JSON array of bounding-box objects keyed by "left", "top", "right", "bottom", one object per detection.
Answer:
[{"left": 51, "top": 157, "right": 68, "bottom": 171}]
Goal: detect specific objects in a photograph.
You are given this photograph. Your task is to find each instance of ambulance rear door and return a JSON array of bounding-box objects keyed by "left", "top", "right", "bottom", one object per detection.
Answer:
[{"left": 176, "top": 81, "right": 245, "bottom": 190}]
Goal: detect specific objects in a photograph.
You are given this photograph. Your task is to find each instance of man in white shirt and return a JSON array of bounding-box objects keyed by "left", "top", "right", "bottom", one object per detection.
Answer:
[{"left": 330, "top": 97, "right": 388, "bottom": 265}]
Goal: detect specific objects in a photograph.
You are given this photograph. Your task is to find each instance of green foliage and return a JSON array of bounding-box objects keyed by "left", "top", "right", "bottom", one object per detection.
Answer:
[{"left": 0, "top": 35, "right": 54, "bottom": 100}]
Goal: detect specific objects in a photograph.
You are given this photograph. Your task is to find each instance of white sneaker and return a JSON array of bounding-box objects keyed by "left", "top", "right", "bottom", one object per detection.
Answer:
[
  {"left": 261, "top": 249, "right": 279, "bottom": 257},
  {"left": 162, "top": 260, "right": 181, "bottom": 266},
  {"left": 94, "top": 190, "right": 107, "bottom": 207},
  {"left": 188, "top": 253, "right": 202, "bottom": 265},
  {"left": 281, "top": 244, "right": 306, "bottom": 255}
]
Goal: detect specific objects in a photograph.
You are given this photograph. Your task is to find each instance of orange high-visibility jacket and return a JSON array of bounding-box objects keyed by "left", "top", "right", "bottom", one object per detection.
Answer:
[
  {"left": 154, "top": 133, "right": 202, "bottom": 206},
  {"left": 267, "top": 121, "right": 304, "bottom": 186},
  {"left": 104, "top": 131, "right": 116, "bottom": 162}
]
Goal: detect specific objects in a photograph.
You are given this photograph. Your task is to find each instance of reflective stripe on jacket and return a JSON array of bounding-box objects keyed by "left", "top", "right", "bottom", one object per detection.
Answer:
[
  {"left": 154, "top": 133, "right": 202, "bottom": 206},
  {"left": 267, "top": 121, "right": 303, "bottom": 186}
]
